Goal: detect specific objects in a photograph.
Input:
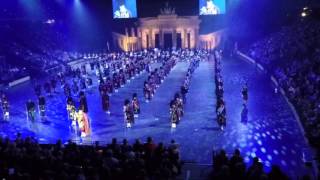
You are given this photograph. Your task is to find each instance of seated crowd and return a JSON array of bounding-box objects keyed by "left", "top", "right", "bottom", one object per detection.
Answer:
[
  {"left": 0, "top": 135, "right": 181, "bottom": 179},
  {"left": 211, "top": 149, "right": 289, "bottom": 180},
  {"left": 0, "top": 21, "right": 83, "bottom": 72},
  {"left": 0, "top": 60, "right": 28, "bottom": 85},
  {"left": 0, "top": 135, "right": 299, "bottom": 180},
  {"left": 247, "top": 19, "right": 320, "bottom": 162}
]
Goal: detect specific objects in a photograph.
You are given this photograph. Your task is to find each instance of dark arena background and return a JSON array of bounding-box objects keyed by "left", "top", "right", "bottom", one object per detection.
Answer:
[{"left": 0, "top": 0, "right": 320, "bottom": 179}]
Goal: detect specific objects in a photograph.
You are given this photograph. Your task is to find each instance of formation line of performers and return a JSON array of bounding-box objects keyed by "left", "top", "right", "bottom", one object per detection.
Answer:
[
  {"left": 214, "top": 50, "right": 227, "bottom": 131},
  {"left": 97, "top": 58, "right": 148, "bottom": 97},
  {"left": 26, "top": 51, "right": 157, "bottom": 133},
  {"left": 62, "top": 53, "right": 150, "bottom": 100},
  {"left": 144, "top": 57, "right": 176, "bottom": 102},
  {"left": 123, "top": 93, "right": 141, "bottom": 128},
  {"left": 5, "top": 50, "right": 218, "bottom": 133},
  {"left": 170, "top": 58, "right": 201, "bottom": 128},
  {"left": 0, "top": 93, "right": 9, "bottom": 120}
]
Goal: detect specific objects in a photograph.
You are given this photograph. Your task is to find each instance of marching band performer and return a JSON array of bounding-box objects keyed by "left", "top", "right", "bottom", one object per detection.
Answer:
[
  {"left": 101, "top": 91, "right": 110, "bottom": 114},
  {"left": 180, "top": 86, "right": 188, "bottom": 104},
  {"left": 200, "top": 0, "right": 220, "bottom": 15},
  {"left": 66, "top": 96, "right": 77, "bottom": 126},
  {"left": 119, "top": 69, "right": 126, "bottom": 86},
  {"left": 132, "top": 93, "right": 140, "bottom": 118},
  {"left": 77, "top": 109, "right": 90, "bottom": 137},
  {"left": 38, "top": 95, "right": 46, "bottom": 119},
  {"left": 241, "top": 104, "right": 248, "bottom": 123},
  {"left": 174, "top": 93, "right": 184, "bottom": 121},
  {"left": 98, "top": 82, "right": 104, "bottom": 96},
  {"left": 113, "top": 73, "right": 120, "bottom": 92},
  {"left": 1, "top": 94, "right": 9, "bottom": 120},
  {"left": 143, "top": 81, "right": 151, "bottom": 102},
  {"left": 105, "top": 77, "right": 113, "bottom": 95},
  {"left": 241, "top": 83, "right": 248, "bottom": 105},
  {"left": 217, "top": 101, "right": 226, "bottom": 130},
  {"left": 114, "top": 4, "right": 131, "bottom": 18},
  {"left": 26, "top": 99, "right": 36, "bottom": 121},
  {"left": 124, "top": 99, "right": 134, "bottom": 128},
  {"left": 79, "top": 91, "right": 88, "bottom": 113},
  {"left": 170, "top": 100, "right": 178, "bottom": 128}
]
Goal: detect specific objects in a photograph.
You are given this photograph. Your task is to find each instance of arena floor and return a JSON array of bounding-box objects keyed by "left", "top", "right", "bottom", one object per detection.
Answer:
[{"left": 0, "top": 57, "right": 312, "bottom": 176}]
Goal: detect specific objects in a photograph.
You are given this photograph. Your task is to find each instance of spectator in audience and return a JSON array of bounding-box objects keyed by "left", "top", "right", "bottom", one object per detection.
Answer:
[{"left": 0, "top": 136, "right": 182, "bottom": 179}]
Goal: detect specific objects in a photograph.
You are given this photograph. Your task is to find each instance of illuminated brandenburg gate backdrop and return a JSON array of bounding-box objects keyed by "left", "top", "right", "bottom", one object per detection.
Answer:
[{"left": 113, "top": 3, "right": 224, "bottom": 51}]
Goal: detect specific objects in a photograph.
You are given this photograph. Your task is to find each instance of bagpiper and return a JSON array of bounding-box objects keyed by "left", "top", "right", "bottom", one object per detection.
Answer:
[
  {"left": 79, "top": 91, "right": 88, "bottom": 113},
  {"left": 38, "top": 95, "right": 46, "bottom": 119},
  {"left": 124, "top": 99, "right": 134, "bottom": 128},
  {"left": 170, "top": 100, "right": 178, "bottom": 128},
  {"left": 66, "top": 96, "right": 77, "bottom": 126},
  {"left": 217, "top": 101, "right": 226, "bottom": 130},
  {"left": 241, "top": 83, "right": 248, "bottom": 105},
  {"left": 101, "top": 91, "right": 110, "bottom": 114},
  {"left": 174, "top": 93, "right": 184, "bottom": 121},
  {"left": 180, "top": 86, "right": 188, "bottom": 104},
  {"left": 113, "top": 73, "right": 120, "bottom": 92},
  {"left": 132, "top": 93, "right": 140, "bottom": 118},
  {"left": 26, "top": 99, "right": 36, "bottom": 121},
  {"left": 143, "top": 81, "right": 151, "bottom": 102},
  {"left": 106, "top": 77, "right": 113, "bottom": 95},
  {"left": 1, "top": 94, "right": 9, "bottom": 120}
]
